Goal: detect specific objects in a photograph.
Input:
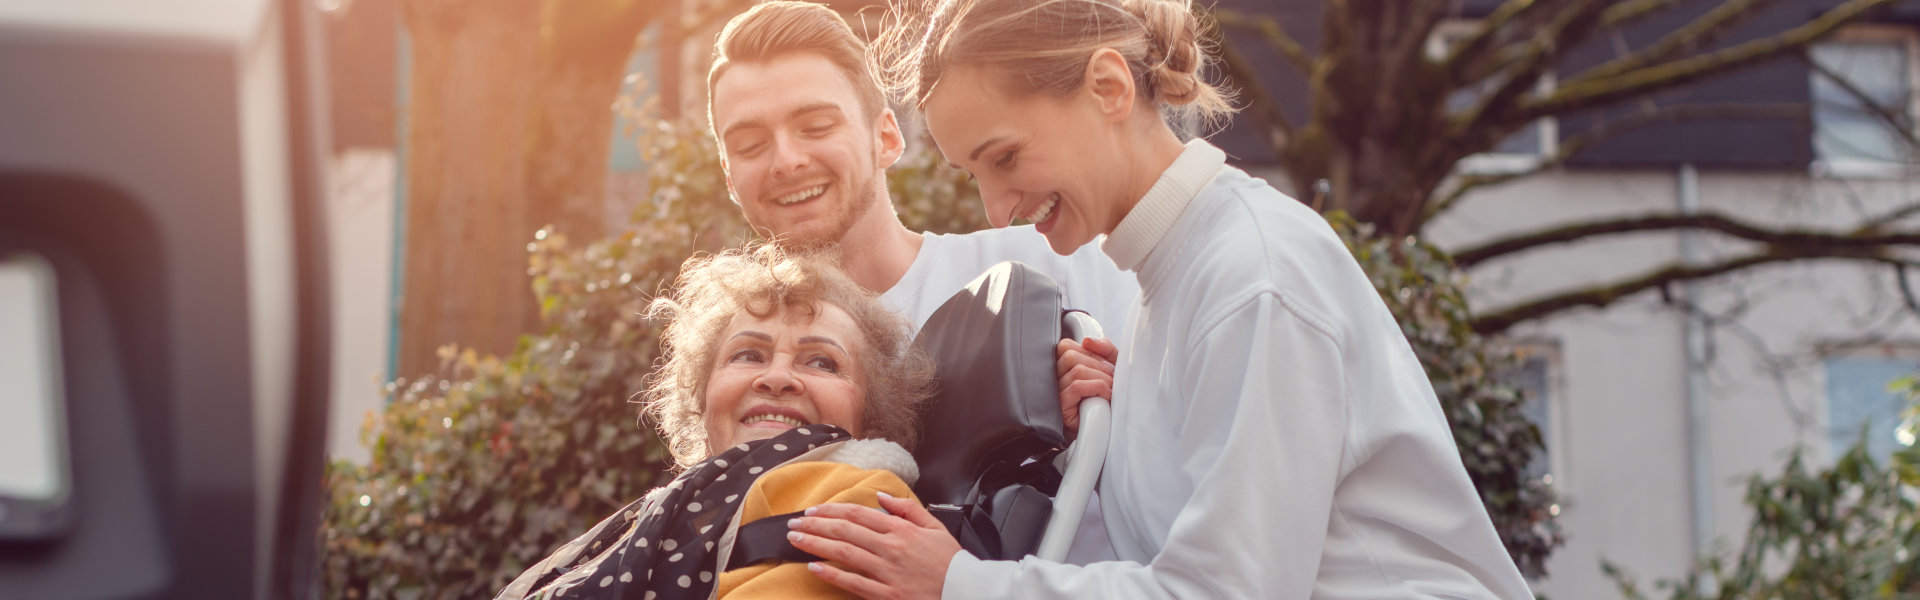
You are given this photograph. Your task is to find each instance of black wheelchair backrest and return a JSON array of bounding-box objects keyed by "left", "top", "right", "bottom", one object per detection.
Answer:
[{"left": 908, "top": 262, "right": 1070, "bottom": 559}]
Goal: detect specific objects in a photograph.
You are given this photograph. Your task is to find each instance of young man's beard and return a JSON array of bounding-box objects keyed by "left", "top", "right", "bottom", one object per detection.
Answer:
[{"left": 772, "top": 173, "right": 880, "bottom": 253}]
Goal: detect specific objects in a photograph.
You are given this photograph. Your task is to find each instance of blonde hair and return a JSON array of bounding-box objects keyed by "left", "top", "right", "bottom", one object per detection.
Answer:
[
  {"left": 643, "top": 243, "right": 935, "bottom": 468},
  {"left": 708, "top": 1, "right": 889, "bottom": 141},
  {"left": 875, "top": 0, "right": 1233, "bottom": 124}
]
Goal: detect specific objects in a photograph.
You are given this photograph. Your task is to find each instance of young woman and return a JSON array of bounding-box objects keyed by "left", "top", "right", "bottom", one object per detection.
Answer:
[{"left": 786, "top": 1, "right": 1535, "bottom": 598}]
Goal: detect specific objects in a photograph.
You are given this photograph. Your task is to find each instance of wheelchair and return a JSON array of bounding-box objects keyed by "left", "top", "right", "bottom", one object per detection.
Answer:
[{"left": 906, "top": 261, "right": 1113, "bottom": 562}]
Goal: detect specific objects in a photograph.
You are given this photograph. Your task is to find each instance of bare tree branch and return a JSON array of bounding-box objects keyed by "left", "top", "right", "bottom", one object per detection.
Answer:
[
  {"left": 1429, "top": 102, "right": 1802, "bottom": 218},
  {"left": 1472, "top": 250, "right": 1914, "bottom": 334},
  {"left": 1443, "top": 0, "right": 1552, "bottom": 86},
  {"left": 1464, "top": 199, "right": 1920, "bottom": 332},
  {"left": 1452, "top": 0, "right": 1609, "bottom": 141},
  {"left": 1804, "top": 54, "right": 1920, "bottom": 149},
  {"left": 1860, "top": 203, "right": 1920, "bottom": 231},
  {"left": 1211, "top": 20, "right": 1295, "bottom": 149},
  {"left": 1214, "top": 9, "right": 1313, "bottom": 75},
  {"left": 1564, "top": 0, "right": 1778, "bottom": 86},
  {"left": 1454, "top": 211, "right": 1920, "bottom": 267},
  {"left": 1896, "top": 263, "right": 1920, "bottom": 317},
  {"left": 1522, "top": 0, "right": 1897, "bottom": 120},
  {"left": 1599, "top": 0, "right": 1685, "bottom": 29},
  {"left": 1377, "top": 0, "right": 1451, "bottom": 108}
]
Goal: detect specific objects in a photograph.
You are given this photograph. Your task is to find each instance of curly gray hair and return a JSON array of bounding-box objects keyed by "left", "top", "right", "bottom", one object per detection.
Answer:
[{"left": 643, "top": 243, "right": 935, "bottom": 468}]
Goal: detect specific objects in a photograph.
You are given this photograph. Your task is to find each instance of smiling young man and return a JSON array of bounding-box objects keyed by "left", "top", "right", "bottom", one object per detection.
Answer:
[
  {"left": 705, "top": 1, "right": 1136, "bottom": 340},
  {"left": 703, "top": 1, "right": 1139, "bottom": 566}
]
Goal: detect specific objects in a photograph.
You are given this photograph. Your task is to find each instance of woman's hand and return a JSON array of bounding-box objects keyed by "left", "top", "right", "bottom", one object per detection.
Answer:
[
  {"left": 788, "top": 492, "right": 960, "bottom": 600},
  {"left": 1056, "top": 336, "right": 1118, "bottom": 439}
]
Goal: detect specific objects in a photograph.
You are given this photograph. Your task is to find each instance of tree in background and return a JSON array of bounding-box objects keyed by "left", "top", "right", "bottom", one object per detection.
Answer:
[
  {"left": 1213, "top": 0, "right": 1917, "bottom": 335},
  {"left": 392, "top": 0, "right": 751, "bottom": 375}
]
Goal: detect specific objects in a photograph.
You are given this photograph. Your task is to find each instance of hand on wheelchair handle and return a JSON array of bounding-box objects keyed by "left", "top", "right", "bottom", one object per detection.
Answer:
[{"left": 1056, "top": 336, "right": 1118, "bottom": 441}]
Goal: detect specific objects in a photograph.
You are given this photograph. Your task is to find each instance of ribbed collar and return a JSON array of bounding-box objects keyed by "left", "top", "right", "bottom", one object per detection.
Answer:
[{"left": 1100, "top": 139, "right": 1227, "bottom": 271}]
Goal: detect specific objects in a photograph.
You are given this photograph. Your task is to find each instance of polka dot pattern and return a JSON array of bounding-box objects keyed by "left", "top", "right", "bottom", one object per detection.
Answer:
[{"left": 496, "top": 425, "right": 847, "bottom": 599}]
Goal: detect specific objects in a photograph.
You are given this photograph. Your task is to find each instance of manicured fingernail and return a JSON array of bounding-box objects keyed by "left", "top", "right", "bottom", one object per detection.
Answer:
[
  {"left": 787, "top": 518, "right": 803, "bottom": 529},
  {"left": 807, "top": 562, "right": 824, "bottom": 573},
  {"left": 876, "top": 491, "right": 895, "bottom": 501},
  {"left": 803, "top": 506, "right": 818, "bottom": 516},
  {"left": 788, "top": 531, "right": 804, "bottom": 543}
]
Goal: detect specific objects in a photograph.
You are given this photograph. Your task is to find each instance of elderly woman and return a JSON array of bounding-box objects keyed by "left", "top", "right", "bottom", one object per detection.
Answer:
[{"left": 495, "top": 244, "right": 938, "bottom": 599}]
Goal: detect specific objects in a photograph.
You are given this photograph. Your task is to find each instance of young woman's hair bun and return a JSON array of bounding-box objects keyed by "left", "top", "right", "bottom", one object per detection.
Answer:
[
  {"left": 880, "top": 0, "right": 1235, "bottom": 125},
  {"left": 1129, "top": 0, "right": 1204, "bottom": 105}
]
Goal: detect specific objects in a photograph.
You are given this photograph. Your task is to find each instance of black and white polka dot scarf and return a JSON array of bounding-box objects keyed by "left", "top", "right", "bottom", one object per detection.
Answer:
[{"left": 498, "top": 426, "right": 849, "bottom": 599}]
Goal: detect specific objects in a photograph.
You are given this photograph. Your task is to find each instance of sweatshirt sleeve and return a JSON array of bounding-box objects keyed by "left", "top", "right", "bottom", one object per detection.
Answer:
[{"left": 944, "top": 291, "right": 1348, "bottom": 598}]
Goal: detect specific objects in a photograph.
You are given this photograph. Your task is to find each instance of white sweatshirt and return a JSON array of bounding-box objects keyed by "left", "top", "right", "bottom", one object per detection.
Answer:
[{"left": 941, "top": 140, "right": 1534, "bottom": 599}]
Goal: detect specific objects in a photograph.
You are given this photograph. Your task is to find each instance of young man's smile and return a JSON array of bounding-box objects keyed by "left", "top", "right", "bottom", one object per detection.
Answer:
[{"left": 711, "top": 52, "right": 901, "bottom": 248}]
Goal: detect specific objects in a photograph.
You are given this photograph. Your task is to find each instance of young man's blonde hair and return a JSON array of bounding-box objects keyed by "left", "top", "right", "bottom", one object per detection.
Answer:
[{"left": 707, "top": 1, "right": 889, "bottom": 143}]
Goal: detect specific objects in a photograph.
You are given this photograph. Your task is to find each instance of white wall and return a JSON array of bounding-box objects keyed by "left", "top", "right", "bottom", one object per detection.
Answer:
[
  {"left": 1426, "top": 167, "right": 1920, "bottom": 598},
  {"left": 324, "top": 148, "right": 397, "bottom": 464}
]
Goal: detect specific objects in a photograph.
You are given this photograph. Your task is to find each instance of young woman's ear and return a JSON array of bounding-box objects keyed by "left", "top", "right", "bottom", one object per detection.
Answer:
[
  {"left": 874, "top": 107, "right": 906, "bottom": 167},
  {"left": 1083, "top": 48, "right": 1136, "bottom": 123}
]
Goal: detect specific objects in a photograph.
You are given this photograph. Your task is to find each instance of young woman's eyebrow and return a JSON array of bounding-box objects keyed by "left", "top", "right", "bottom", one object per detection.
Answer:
[
  {"left": 944, "top": 136, "right": 1009, "bottom": 170},
  {"left": 968, "top": 136, "right": 1009, "bottom": 163}
]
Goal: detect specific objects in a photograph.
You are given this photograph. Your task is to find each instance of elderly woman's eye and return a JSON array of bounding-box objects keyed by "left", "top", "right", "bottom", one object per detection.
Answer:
[
  {"left": 805, "top": 355, "right": 838, "bottom": 372},
  {"left": 728, "top": 348, "right": 764, "bottom": 363}
]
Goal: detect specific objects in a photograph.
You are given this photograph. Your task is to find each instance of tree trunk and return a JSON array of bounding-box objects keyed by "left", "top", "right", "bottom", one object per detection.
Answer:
[
  {"left": 395, "top": 0, "right": 658, "bottom": 376},
  {"left": 523, "top": 1, "right": 659, "bottom": 242},
  {"left": 396, "top": 0, "right": 546, "bottom": 377}
]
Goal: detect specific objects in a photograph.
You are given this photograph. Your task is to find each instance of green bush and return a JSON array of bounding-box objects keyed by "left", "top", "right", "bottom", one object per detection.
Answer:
[
  {"left": 1605, "top": 387, "right": 1919, "bottom": 599},
  {"left": 319, "top": 113, "right": 1562, "bottom": 594}
]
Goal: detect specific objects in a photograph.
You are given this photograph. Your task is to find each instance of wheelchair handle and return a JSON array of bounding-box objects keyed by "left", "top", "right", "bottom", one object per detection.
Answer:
[
  {"left": 1037, "top": 310, "right": 1112, "bottom": 562},
  {"left": 1061, "top": 309, "right": 1105, "bottom": 343}
]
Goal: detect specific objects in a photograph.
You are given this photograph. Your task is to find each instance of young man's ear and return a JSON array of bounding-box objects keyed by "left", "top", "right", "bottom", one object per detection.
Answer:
[
  {"left": 1083, "top": 48, "right": 1136, "bottom": 124},
  {"left": 874, "top": 107, "right": 906, "bottom": 167}
]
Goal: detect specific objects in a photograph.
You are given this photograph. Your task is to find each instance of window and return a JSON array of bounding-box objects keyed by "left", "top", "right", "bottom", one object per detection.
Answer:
[
  {"left": 1810, "top": 27, "right": 1918, "bottom": 177},
  {"left": 1429, "top": 21, "right": 1559, "bottom": 174},
  {"left": 1823, "top": 351, "right": 1919, "bottom": 463}
]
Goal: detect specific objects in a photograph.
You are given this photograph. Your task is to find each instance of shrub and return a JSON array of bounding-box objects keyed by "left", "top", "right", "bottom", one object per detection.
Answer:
[{"left": 1605, "top": 386, "right": 1919, "bottom": 599}]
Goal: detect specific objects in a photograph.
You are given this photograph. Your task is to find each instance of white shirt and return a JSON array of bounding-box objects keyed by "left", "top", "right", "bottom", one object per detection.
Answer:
[
  {"left": 942, "top": 140, "right": 1534, "bottom": 599},
  {"left": 880, "top": 225, "right": 1138, "bottom": 348},
  {"left": 878, "top": 224, "right": 1140, "bottom": 565}
]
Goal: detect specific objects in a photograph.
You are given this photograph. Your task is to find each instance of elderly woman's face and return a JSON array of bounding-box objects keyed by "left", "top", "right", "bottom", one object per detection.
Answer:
[{"left": 703, "top": 303, "right": 867, "bottom": 453}]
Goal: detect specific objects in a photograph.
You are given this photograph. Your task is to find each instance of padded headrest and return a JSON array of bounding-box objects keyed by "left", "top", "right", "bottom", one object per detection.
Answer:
[{"left": 909, "top": 262, "right": 1066, "bottom": 506}]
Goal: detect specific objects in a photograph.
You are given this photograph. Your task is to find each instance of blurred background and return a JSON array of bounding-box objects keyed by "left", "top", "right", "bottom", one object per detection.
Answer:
[{"left": 3, "top": 0, "right": 1919, "bottom": 597}]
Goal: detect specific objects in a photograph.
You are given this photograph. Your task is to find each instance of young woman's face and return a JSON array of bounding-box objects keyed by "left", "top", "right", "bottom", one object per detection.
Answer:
[
  {"left": 923, "top": 65, "right": 1127, "bottom": 255},
  {"left": 703, "top": 304, "right": 867, "bottom": 454}
]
